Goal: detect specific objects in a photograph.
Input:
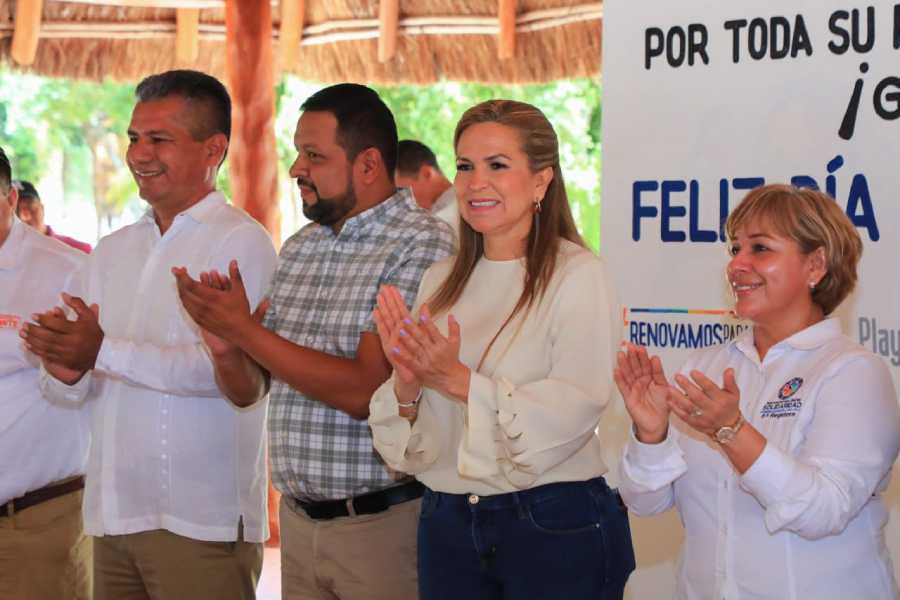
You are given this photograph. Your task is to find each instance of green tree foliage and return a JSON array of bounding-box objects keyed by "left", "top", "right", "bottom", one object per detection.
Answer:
[
  {"left": 0, "top": 68, "right": 137, "bottom": 234},
  {"left": 3, "top": 70, "right": 601, "bottom": 248}
]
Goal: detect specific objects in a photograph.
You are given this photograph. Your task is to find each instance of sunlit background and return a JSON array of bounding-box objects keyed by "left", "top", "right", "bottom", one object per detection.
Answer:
[{"left": 0, "top": 69, "right": 601, "bottom": 249}]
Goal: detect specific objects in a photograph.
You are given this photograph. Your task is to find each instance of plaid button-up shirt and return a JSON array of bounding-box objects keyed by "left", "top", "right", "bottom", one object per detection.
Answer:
[{"left": 265, "top": 188, "right": 455, "bottom": 501}]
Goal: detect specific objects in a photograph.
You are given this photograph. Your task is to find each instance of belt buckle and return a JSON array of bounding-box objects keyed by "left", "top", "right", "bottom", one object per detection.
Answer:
[{"left": 345, "top": 497, "right": 357, "bottom": 518}]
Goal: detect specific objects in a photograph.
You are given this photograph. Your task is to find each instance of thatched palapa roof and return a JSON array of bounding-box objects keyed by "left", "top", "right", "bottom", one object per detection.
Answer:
[{"left": 0, "top": 0, "right": 602, "bottom": 84}]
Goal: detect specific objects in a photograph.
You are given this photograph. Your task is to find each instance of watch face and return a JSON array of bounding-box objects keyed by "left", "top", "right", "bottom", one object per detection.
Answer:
[{"left": 715, "top": 428, "right": 737, "bottom": 443}]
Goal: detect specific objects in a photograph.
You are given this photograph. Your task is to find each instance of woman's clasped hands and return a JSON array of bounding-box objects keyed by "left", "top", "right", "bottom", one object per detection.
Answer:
[
  {"left": 614, "top": 344, "right": 742, "bottom": 443},
  {"left": 372, "top": 285, "right": 471, "bottom": 412}
]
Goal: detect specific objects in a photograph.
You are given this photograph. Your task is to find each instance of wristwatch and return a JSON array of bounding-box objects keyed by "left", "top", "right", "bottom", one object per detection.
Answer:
[{"left": 713, "top": 413, "right": 744, "bottom": 444}]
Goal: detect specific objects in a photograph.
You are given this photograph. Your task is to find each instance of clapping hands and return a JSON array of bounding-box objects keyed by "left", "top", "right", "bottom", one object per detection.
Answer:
[
  {"left": 615, "top": 344, "right": 743, "bottom": 442},
  {"left": 172, "top": 260, "right": 269, "bottom": 353},
  {"left": 372, "top": 285, "right": 470, "bottom": 405},
  {"left": 613, "top": 344, "right": 674, "bottom": 444}
]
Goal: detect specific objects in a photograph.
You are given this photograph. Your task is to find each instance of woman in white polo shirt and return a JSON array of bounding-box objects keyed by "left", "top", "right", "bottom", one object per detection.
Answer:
[{"left": 616, "top": 183, "right": 900, "bottom": 599}]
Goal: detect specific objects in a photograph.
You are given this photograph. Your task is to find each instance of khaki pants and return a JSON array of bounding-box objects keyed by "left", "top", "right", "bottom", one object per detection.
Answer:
[
  {"left": 93, "top": 527, "right": 263, "bottom": 600},
  {"left": 0, "top": 488, "right": 92, "bottom": 600},
  {"left": 280, "top": 496, "right": 420, "bottom": 600}
]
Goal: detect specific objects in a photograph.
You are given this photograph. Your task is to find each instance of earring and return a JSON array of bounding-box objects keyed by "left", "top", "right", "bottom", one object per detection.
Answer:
[
  {"left": 808, "top": 280, "right": 817, "bottom": 290},
  {"left": 534, "top": 197, "right": 542, "bottom": 213}
]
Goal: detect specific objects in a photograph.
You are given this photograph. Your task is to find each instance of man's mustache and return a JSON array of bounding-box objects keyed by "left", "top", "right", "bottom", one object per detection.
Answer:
[{"left": 296, "top": 177, "right": 317, "bottom": 193}]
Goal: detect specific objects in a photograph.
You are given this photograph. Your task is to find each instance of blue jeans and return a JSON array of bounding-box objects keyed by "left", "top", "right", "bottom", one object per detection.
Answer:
[{"left": 417, "top": 476, "right": 635, "bottom": 600}]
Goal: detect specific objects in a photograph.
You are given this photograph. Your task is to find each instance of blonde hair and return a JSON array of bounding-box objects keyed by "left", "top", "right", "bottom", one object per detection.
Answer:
[
  {"left": 725, "top": 184, "right": 862, "bottom": 315},
  {"left": 428, "top": 100, "right": 584, "bottom": 368}
]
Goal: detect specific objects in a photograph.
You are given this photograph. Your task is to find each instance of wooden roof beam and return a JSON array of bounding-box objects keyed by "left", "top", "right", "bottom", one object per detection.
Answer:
[
  {"left": 175, "top": 8, "right": 200, "bottom": 64},
  {"left": 378, "top": 0, "right": 399, "bottom": 62},
  {"left": 225, "top": 0, "right": 280, "bottom": 242},
  {"left": 279, "top": 0, "right": 305, "bottom": 71},
  {"left": 11, "top": 0, "right": 44, "bottom": 66},
  {"left": 498, "top": 0, "right": 517, "bottom": 59}
]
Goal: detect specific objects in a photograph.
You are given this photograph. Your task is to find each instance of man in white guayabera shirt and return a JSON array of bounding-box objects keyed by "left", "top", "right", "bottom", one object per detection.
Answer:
[
  {"left": 0, "top": 146, "right": 90, "bottom": 600},
  {"left": 21, "top": 71, "right": 277, "bottom": 600}
]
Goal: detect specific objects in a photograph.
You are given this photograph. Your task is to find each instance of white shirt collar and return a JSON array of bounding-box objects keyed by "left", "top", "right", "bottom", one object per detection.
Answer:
[
  {"left": 733, "top": 317, "right": 843, "bottom": 363},
  {"left": 139, "top": 191, "right": 227, "bottom": 229}
]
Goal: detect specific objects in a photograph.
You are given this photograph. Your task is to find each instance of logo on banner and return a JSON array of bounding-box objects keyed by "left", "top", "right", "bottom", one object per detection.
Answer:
[
  {"left": 761, "top": 377, "right": 804, "bottom": 419},
  {"left": 624, "top": 307, "right": 749, "bottom": 349}
]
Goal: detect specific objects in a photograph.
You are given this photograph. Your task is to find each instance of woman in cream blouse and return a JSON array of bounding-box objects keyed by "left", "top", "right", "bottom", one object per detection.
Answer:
[{"left": 368, "top": 99, "right": 634, "bottom": 600}]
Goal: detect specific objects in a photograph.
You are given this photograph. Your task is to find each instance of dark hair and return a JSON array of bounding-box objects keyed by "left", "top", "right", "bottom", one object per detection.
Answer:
[
  {"left": 429, "top": 100, "right": 584, "bottom": 369},
  {"left": 397, "top": 140, "right": 441, "bottom": 176},
  {"left": 12, "top": 180, "right": 39, "bottom": 201},
  {"left": 301, "top": 83, "right": 398, "bottom": 177},
  {"left": 135, "top": 70, "right": 231, "bottom": 142},
  {"left": 0, "top": 146, "right": 11, "bottom": 190}
]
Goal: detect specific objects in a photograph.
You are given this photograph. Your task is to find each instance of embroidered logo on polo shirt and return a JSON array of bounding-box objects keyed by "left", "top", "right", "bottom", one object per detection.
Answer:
[
  {"left": 761, "top": 377, "right": 804, "bottom": 418},
  {"left": 0, "top": 314, "right": 21, "bottom": 329}
]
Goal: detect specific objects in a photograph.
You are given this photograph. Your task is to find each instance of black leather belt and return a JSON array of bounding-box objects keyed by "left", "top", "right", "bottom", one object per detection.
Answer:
[
  {"left": 2, "top": 476, "right": 85, "bottom": 518},
  {"left": 294, "top": 480, "right": 424, "bottom": 520}
]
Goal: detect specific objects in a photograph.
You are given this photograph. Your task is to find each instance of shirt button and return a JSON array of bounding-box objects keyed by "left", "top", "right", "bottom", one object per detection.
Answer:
[
  {"left": 162, "top": 440, "right": 167, "bottom": 446},
  {"left": 468, "top": 494, "right": 480, "bottom": 505}
]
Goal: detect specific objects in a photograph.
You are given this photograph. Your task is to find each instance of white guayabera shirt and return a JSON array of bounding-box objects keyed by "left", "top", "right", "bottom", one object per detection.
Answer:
[
  {"left": 620, "top": 319, "right": 900, "bottom": 600},
  {"left": 41, "top": 192, "right": 277, "bottom": 543}
]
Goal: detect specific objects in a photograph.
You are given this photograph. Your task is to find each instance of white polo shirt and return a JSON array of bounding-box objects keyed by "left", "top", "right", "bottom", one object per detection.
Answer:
[
  {"left": 41, "top": 192, "right": 277, "bottom": 543},
  {"left": 0, "top": 218, "right": 87, "bottom": 504},
  {"left": 620, "top": 318, "right": 900, "bottom": 599}
]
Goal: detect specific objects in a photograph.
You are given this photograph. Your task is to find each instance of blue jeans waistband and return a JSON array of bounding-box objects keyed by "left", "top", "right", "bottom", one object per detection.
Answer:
[{"left": 425, "top": 476, "right": 614, "bottom": 511}]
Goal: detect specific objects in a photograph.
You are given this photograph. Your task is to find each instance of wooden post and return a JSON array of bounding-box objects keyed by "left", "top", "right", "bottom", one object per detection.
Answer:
[
  {"left": 11, "top": 0, "right": 44, "bottom": 66},
  {"left": 378, "top": 0, "right": 399, "bottom": 63},
  {"left": 175, "top": 8, "right": 200, "bottom": 64},
  {"left": 498, "top": 0, "right": 517, "bottom": 60},
  {"left": 279, "top": 0, "right": 305, "bottom": 71},
  {"left": 224, "top": 0, "right": 281, "bottom": 244}
]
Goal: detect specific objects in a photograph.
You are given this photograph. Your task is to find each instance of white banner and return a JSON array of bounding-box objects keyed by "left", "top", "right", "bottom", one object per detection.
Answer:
[{"left": 600, "top": 1, "right": 900, "bottom": 597}]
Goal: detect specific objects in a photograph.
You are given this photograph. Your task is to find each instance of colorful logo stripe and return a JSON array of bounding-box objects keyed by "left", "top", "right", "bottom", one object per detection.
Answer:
[{"left": 623, "top": 307, "right": 732, "bottom": 325}]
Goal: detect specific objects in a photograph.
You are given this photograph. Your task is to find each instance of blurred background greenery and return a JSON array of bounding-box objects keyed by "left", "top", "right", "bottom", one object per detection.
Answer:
[{"left": 0, "top": 69, "right": 601, "bottom": 249}]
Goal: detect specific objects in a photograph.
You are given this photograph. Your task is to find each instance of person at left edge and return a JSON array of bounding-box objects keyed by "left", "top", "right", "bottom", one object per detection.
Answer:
[
  {"left": 1, "top": 145, "right": 91, "bottom": 600},
  {"left": 20, "top": 70, "right": 277, "bottom": 600}
]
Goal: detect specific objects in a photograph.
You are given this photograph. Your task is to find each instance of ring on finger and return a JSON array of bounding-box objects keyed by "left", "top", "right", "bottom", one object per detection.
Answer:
[{"left": 690, "top": 407, "right": 703, "bottom": 418}]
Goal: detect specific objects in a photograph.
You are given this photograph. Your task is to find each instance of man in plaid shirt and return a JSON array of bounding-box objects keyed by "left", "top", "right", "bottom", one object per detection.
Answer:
[{"left": 174, "top": 83, "right": 454, "bottom": 599}]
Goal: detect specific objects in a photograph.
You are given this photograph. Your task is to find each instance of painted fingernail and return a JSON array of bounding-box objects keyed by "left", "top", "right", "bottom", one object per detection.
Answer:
[
  {"left": 399, "top": 329, "right": 407, "bottom": 337},
  {"left": 392, "top": 347, "right": 401, "bottom": 355},
  {"left": 419, "top": 314, "right": 428, "bottom": 323},
  {"left": 403, "top": 318, "right": 412, "bottom": 325}
]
